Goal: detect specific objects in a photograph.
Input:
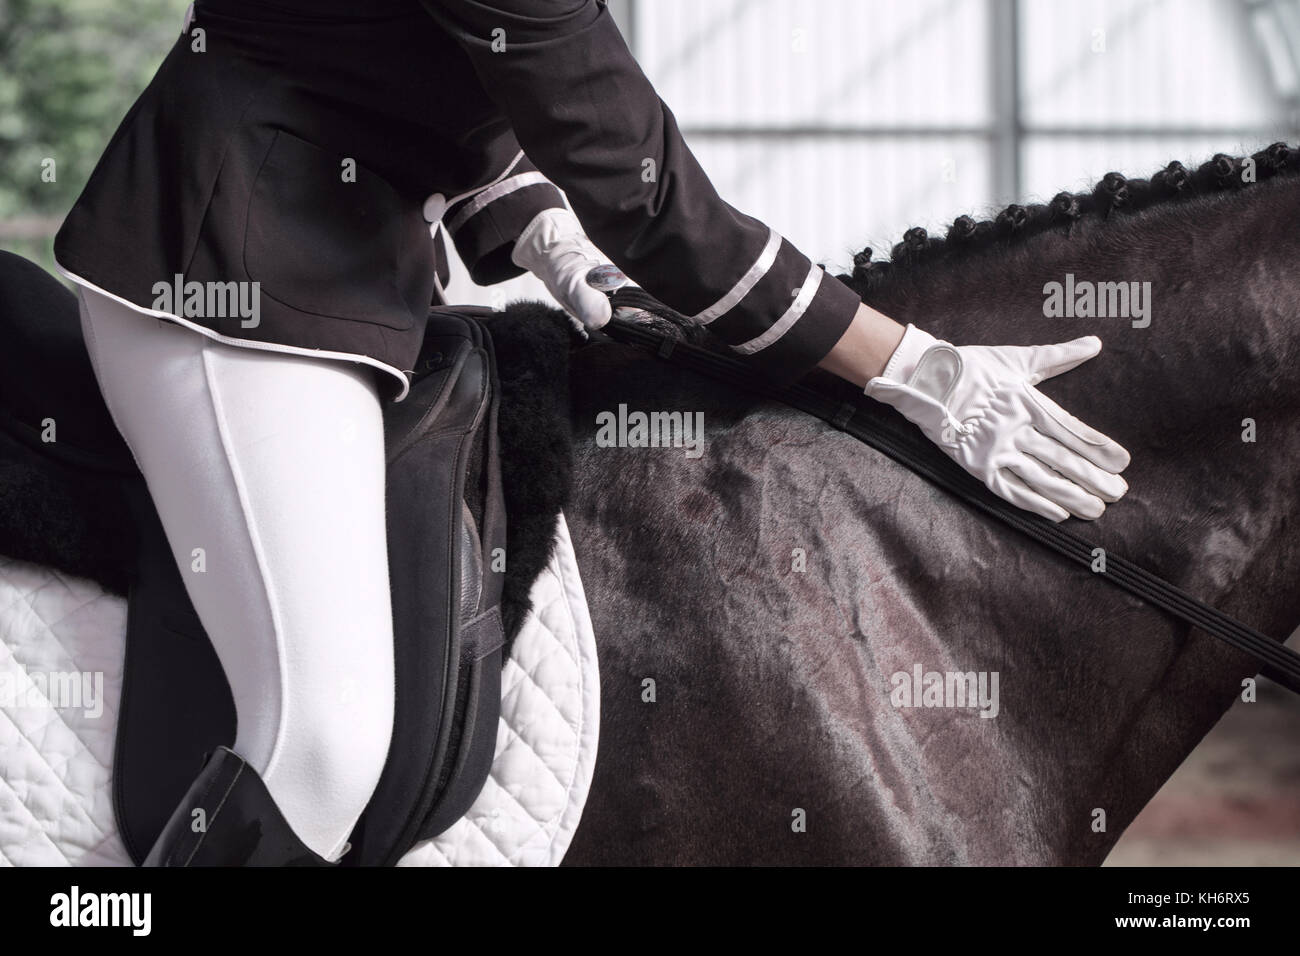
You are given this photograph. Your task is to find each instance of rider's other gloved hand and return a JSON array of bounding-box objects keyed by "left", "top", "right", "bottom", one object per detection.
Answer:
[
  {"left": 864, "top": 324, "right": 1130, "bottom": 522},
  {"left": 511, "top": 208, "right": 631, "bottom": 334}
]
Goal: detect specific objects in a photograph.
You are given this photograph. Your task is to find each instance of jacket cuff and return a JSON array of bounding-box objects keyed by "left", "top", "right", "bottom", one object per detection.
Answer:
[
  {"left": 442, "top": 166, "right": 566, "bottom": 286},
  {"left": 694, "top": 238, "right": 863, "bottom": 387}
]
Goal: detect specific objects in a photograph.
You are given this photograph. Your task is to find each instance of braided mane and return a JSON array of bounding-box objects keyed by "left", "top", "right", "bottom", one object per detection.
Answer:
[{"left": 836, "top": 142, "right": 1300, "bottom": 295}]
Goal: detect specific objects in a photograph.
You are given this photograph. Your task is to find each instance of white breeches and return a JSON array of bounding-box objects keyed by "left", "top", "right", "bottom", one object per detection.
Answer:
[{"left": 76, "top": 286, "right": 394, "bottom": 861}]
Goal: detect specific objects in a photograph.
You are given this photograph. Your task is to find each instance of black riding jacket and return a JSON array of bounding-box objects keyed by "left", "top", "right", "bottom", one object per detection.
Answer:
[
  {"left": 424, "top": 0, "right": 861, "bottom": 381},
  {"left": 54, "top": 0, "right": 859, "bottom": 399}
]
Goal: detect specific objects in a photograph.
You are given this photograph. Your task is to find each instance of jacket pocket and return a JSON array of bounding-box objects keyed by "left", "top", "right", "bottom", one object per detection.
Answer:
[{"left": 242, "top": 129, "right": 433, "bottom": 331}]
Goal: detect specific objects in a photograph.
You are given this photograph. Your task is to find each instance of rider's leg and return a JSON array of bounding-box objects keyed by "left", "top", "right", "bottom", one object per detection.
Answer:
[{"left": 77, "top": 286, "right": 394, "bottom": 862}]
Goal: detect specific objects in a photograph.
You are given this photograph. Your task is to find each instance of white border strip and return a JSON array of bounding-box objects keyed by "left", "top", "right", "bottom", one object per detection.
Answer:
[
  {"left": 691, "top": 227, "right": 781, "bottom": 326},
  {"left": 54, "top": 264, "right": 413, "bottom": 403},
  {"left": 445, "top": 171, "right": 549, "bottom": 234},
  {"left": 430, "top": 220, "right": 448, "bottom": 304},
  {"left": 732, "top": 263, "right": 822, "bottom": 356},
  {"left": 442, "top": 149, "right": 526, "bottom": 210}
]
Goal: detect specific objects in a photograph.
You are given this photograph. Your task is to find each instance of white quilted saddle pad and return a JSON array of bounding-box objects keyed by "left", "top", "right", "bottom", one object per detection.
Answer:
[{"left": 0, "top": 512, "right": 599, "bottom": 867}]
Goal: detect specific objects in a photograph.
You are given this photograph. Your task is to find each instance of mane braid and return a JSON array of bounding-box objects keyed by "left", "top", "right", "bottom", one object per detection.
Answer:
[{"left": 835, "top": 142, "right": 1300, "bottom": 296}]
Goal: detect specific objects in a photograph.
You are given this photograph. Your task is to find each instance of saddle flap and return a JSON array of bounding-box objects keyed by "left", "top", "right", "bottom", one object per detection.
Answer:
[
  {"left": 411, "top": 604, "right": 504, "bottom": 840},
  {"left": 345, "top": 311, "right": 508, "bottom": 865}
]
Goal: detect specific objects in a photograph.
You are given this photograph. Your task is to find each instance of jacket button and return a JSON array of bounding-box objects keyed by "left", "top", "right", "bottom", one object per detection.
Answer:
[{"left": 422, "top": 193, "right": 447, "bottom": 223}]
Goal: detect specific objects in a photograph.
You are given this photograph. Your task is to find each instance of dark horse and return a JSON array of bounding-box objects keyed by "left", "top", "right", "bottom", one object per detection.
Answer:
[
  {"left": 562, "top": 146, "right": 1300, "bottom": 865},
  {"left": 1, "top": 147, "right": 1297, "bottom": 866}
]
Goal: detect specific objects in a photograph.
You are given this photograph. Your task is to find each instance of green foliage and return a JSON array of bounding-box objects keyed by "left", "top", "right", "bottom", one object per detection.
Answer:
[{"left": 0, "top": 0, "right": 184, "bottom": 268}]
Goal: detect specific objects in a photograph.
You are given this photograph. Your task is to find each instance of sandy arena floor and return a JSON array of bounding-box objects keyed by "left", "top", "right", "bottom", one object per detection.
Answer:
[{"left": 1106, "top": 631, "right": 1300, "bottom": 866}]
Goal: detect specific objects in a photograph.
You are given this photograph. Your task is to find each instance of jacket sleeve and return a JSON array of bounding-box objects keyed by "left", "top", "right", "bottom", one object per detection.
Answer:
[
  {"left": 441, "top": 150, "right": 568, "bottom": 286},
  {"left": 418, "top": 0, "right": 861, "bottom": 383}
]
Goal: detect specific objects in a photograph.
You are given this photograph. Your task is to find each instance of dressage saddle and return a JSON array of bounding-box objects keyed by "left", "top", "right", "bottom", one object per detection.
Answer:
[{"left": 0, "top": 251, "right": 547, "bottom": 866}]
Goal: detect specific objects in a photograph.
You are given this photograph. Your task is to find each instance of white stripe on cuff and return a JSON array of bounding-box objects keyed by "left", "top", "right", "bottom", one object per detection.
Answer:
[
  {"left": 691, "top": 227, "right": 782, "bottom": 326},
  {"left": 732, "top": 263, "right": 823, "bottom": 356},
  {"left": 445, "top": 171, "right": 550, "bottom": 234},
  {"left": 443, "top": 149, "right": 525, "bottom": 209}
]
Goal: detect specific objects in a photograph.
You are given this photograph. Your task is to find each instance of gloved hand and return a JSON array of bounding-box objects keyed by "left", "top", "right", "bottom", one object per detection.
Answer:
[
  {"left": 864, "top": 324, "right": 1130, "bottom": 522},
  {"left": 511, "top": 208, "right": 630, "bottom": 334}
]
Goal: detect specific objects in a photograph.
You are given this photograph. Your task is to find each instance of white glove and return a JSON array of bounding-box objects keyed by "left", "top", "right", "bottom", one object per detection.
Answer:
[
  {"left": 864, "top": 325, "right": 1130, "bottom": 522},
  {"left": 511, "top": 208, "right": 629, "bottom": 333}
]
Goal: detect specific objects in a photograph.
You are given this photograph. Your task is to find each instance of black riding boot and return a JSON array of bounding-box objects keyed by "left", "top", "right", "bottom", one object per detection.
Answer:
[{"left": 143, "top": 746, "right": 334, "bottom": 867}]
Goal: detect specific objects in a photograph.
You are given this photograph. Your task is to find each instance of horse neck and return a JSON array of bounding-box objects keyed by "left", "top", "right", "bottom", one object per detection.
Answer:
[{"left": 858, "top": 174, "right": 1300, "bottom": 635}]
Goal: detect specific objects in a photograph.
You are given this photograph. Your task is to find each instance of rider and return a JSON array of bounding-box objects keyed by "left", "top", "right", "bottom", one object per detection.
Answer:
[{"left": 53, "top": 0, "right": 1130, "bottom": 866}]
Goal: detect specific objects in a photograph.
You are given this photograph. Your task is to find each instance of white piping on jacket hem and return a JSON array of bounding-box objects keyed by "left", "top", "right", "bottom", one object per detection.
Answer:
[
  {"left": 691, "top": 226, "right": 782, "bottom": 327},
  {"left": 54, "top": 264, "right": 413, "bottom": 403}
]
